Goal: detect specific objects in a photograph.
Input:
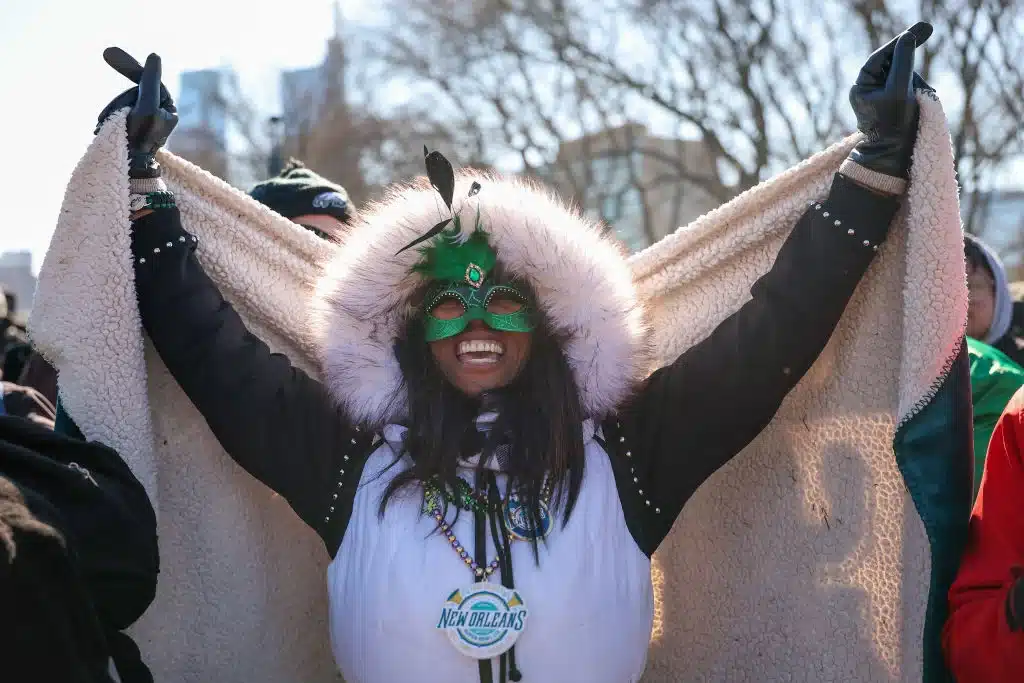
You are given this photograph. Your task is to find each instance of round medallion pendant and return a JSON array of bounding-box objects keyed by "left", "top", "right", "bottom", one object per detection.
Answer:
[
  {"left": 503, "top": 493, "right": 552, "bottom": 542},
  {"left": 436, "top": 583, "right": 529, "bottom": 659}
]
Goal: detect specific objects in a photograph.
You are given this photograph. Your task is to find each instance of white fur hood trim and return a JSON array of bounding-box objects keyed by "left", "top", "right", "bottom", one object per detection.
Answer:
[{"left": 311, "top": 172, "right": 645, "bottom": 425}]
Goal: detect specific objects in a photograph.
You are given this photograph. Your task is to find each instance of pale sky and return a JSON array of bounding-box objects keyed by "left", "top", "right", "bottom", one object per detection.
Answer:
[
  {"left": 4, "top": 2, "right": 1021, "bottom": 272},
  {"left": 0, "top": 0, "right": 373, "bottom": 271}
]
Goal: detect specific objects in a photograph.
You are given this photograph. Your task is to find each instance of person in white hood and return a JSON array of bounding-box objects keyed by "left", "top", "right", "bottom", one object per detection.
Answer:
[{"left": 964, "top": 233, "right": 1023, "bottom": 366}]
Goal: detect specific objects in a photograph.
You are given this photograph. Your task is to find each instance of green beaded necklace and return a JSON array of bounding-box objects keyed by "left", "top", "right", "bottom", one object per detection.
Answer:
[
  {"left": 422, "top": 476, "right": 552, "bottom": 519},
  {"left": 423, "top": 477, "right": 496, "bottom": 515}
]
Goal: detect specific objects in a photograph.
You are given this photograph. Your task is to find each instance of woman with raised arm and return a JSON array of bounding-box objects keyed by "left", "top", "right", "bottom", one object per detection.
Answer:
[{"left": 95, "top": 23, "right": 931, "bottom": 683}]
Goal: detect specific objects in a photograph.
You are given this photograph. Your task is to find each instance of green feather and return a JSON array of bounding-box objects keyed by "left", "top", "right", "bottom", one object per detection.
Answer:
[{"left": 412, "top": 214, "right": 497, "bottom": 284}]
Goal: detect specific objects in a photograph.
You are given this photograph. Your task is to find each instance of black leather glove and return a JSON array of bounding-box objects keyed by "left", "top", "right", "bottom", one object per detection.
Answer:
[
  {"left": 95, "top": 48, "right": 178, "bottom": 179},
  {"left": 1008, "top": 573, "right": 1024, "bottom": 631},
  {"left": 848, "top": 22, "right": 934, "bottom": 179}
]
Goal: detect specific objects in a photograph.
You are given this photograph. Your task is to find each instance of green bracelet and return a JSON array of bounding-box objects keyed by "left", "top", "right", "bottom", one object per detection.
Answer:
[{"left": 130, "top": 191, "right": 176, "bottom": 213}]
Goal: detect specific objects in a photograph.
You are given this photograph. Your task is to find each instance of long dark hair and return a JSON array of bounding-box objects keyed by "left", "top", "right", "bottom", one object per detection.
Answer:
[{"left": 379, "top": 276, "right": 587, "bottom": 536}]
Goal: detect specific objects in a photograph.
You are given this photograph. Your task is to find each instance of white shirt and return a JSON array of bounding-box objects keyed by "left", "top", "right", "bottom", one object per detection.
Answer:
[{"left": 327, "top": 420, "right": 654, "bottom": 683}]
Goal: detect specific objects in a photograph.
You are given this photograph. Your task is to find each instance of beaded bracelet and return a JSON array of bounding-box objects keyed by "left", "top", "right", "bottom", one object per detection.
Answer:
[{"left": 129, "top": 191, "right": 177, "bottom": 213}]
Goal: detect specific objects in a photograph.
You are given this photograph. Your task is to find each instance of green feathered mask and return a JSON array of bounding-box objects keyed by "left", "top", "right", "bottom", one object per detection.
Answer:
[
  {"left": 396, "top": 147, "right": 498, "bottom": 288},
  {"left": 396, "top": 148, "right": 533, "bottom": 340},
  {"left": 411, "top": 213, "right": 497, "bottom": 287}
]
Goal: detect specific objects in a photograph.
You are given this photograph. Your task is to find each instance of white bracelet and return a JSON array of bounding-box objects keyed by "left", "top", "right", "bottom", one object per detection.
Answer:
[
  {"left": 129, "top": 177, "right": 168, "bottom": 194},
  {"left": 839, "top": 159, "right": 906, "bottom": 195}
]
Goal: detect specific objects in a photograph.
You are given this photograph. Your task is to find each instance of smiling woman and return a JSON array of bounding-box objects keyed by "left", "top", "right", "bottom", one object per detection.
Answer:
[
  {"left": 83, "top": 25, "right": 934, "bottom": 681},
  {"left": 424, "top": 271, "right": 536, "bottom": 395}
]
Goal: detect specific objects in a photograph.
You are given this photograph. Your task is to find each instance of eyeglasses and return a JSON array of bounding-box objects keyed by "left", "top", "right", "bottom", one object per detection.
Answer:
[{"left": 298, "top": 225, "right": 332, "bottom": 240}]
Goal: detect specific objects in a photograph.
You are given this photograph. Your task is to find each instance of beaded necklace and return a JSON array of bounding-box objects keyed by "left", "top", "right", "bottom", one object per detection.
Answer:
[
  {"left": 428, "top": 473, "right": 530, "bottom": 677},
  {"left": 423, "top": 476, "right": 497, "bottom": 516},
  {"left": 424, "top": 476, "right": 554, "bottom": 543},
  {"left": 424, "top": 493, "right": 503, "bottom": 579}
]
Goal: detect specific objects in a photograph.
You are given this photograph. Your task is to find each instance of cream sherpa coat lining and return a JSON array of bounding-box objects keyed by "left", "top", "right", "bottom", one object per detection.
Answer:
[{"left": 30, "top": 92, "right": 965, "bottom": 683}]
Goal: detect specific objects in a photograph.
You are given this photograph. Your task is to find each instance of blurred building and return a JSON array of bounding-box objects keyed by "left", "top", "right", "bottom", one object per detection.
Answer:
[
  {"left": 0, "top": 251, "right": 37, "bottom": 316},
  {"left": 272, "top": 2, "right": 367, "bottom": 199},
  {"left": 962, "top": 190, "right": 1024, "bottom": 277},
  {"left": 278, "top": 3, "right": 348, "bottom": 151},
  {"left": 280, "top": 67, "right": 324, "bottom": 140},
  {"left": 541, "top": 124, "right": 721, "bottom": 252},
  {"left": 169, "top": 67, "right": 239, "bottom": 181}
]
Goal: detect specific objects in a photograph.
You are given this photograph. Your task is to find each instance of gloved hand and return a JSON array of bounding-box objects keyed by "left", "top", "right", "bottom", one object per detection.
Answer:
[
  {"left": 848, "top": 22, "right": 934, "bottom": 179},
  {"left": 95, "top": 48, "right": 178, "bottom": 179}
]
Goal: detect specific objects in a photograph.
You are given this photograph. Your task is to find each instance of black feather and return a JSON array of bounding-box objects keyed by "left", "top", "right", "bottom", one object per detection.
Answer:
[
  {"left": 424, "top": 150, "right": 455, "bottom": 211},
  {"left": 395, "top": 218, "right": 453, "bottom": 255}
]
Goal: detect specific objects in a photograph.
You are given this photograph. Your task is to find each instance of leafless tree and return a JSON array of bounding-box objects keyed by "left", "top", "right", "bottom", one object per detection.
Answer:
[
  {"left": 366, "top": 0, "right": 1024, "bottom": 251},
  {"left": 363, "top": 0, "right": 856, "bottom": 245},
  {"left": 168, "top": 74, "right": 276, "bottom": 186},
  {"left": 171, "top": 0, "right": 1024, "bottom": 256},
  {"left": 844, "top": 0, "right": 1024, "bottom": 238},
  {"left": 167, "top": 55, "right": 400, "bottom": 206},
  {"left": 169, "top": 126, "right": 233, "bottom": 180}
]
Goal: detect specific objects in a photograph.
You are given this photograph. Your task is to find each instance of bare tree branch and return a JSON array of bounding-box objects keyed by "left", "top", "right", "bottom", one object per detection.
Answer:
[{"left": 176, "top": 0, "right": 1024, "bottom": 260}]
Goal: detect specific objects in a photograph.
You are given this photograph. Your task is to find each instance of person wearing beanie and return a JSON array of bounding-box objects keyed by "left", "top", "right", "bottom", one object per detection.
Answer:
[
  {"left": 964, "top": 234, "right": 1023, "bottom": 366},
  {"left": 249, "top": 159, "right": 355, "bottom": 242}
]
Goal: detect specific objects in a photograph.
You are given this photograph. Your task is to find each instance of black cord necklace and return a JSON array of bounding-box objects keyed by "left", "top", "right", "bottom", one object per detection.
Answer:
[{"left": 428, "top": 474, "right": 531, "bottom": 681}]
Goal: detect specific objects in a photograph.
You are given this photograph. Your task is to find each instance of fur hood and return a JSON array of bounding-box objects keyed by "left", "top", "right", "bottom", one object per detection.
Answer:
[{"left": 310, "top": 172, "right": 645, "bottom": 426}]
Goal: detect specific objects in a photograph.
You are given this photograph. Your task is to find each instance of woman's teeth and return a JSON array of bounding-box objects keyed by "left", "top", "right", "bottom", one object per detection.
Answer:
[
  {"left": 457, "top": 340, "right": 505, "bottom": 365},
  {"left": 458, "top": 340, "right": 505, "bottom": 355}
]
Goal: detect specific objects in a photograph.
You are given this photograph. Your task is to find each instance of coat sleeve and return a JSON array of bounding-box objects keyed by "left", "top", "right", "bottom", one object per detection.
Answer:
[
  {"left": 617, "top": 173, "right": 900, "bottom": 549},
  {"left": 130, "top": 207, "right": 370, "bottom": 553},
  {"left": 943, "top": 389, "right": 1024, "bottom": 682}
]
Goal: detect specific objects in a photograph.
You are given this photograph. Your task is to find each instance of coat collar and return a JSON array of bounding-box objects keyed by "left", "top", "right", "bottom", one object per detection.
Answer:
[{"left": 380, "top": 419, "right": 599, "bottom": 471}]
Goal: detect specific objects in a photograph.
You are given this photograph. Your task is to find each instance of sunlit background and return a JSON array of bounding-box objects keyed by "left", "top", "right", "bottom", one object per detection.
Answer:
[{"left": 1, "top": 0, "right": 1021, "bottom": 312}]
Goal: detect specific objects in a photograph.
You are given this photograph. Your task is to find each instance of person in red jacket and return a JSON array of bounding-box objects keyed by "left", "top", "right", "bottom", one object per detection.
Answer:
[{"left": 944, "top": 385, "right": 1024, "bottom": 680}]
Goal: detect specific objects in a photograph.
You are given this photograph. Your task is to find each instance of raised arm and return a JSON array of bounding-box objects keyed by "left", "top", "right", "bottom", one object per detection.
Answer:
[
  {"left": 96, "top": 49, "right": 368, "bottom": 550},
  {"left": 618, "top": 23, "right": 933, "bottom": 546}
]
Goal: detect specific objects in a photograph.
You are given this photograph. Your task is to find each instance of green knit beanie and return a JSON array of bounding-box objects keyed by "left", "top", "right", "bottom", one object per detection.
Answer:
[{"left": 249, "top": 159, "right": 353, "bottom": 224}]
